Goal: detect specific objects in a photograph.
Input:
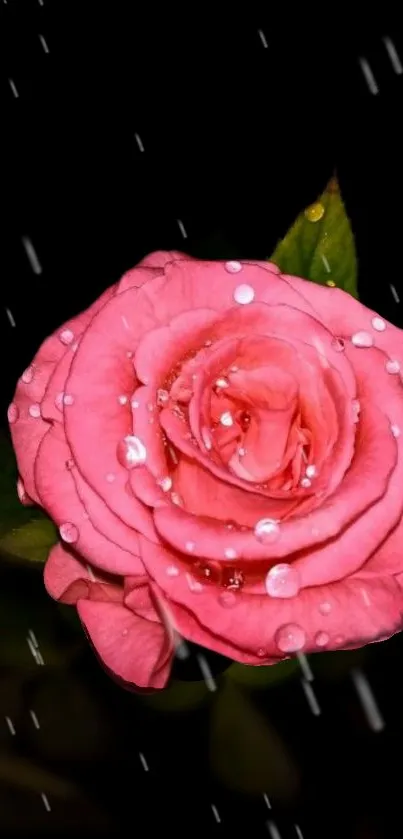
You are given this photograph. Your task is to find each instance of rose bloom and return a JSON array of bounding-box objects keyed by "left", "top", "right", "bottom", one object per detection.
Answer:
[{"left": 8, "top": 251, "right": 403, "bottom": 688}]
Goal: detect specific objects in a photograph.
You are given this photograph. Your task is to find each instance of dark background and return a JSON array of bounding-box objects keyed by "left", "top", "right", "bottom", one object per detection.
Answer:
[{"left": 1, "top": 3, "right": 403, "bottom": 836}]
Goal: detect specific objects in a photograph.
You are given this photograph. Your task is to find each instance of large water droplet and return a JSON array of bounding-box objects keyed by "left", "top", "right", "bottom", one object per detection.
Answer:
[
  {"left": 117, "top": 435, "right": 147, "bottom": 469},
  {"left": 371, "top": 316, "right": 386, "bottom": 332},
  {"left": 233, "top": 284, "right": 255, "bottom": 305},
  {"left": 318, "top": 601, "right": 331, "bottom": 615},
  {"left": 254, "top": 518, "right": 280, "bottom": 544},
  {"left": 59, "top": 328, "right": 74, "bottom": 345},
  {"left": 28, "top": 403, "right": 41, "bottom": 418},
  {"left": 220, "top": 411, "right": 234, "bottom": 427},
  {"left": 157, "top": 476, "right": 172, "bottom": 492},
  {"left": 386, "top": 358, "right": 400, "bottom": 374},
  {"left": 304, "top": 202, "right": 325, "bottom": 222},
  {"left": 59, "top": 522, "right": 79, "bottom": 544},
  {"left": 7, "top": 403, "right": 19, "bottom": 424},
  {"left": 351, "top": 331, "right": 373, "bottom": 348},
  {"left": 275, "top": 623, "right": 306, "bottom": 653},
  {"left": 265, "top": 564, "right": 300, "bottom": 598}
]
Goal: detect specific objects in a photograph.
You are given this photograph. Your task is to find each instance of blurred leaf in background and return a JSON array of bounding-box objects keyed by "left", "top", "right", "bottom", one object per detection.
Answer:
[
  {"left": 270, "top": 176, "right": 358, "bottom": 298},
  {"left": 226, "top": 657, "right": 299, "bottom": 689}
]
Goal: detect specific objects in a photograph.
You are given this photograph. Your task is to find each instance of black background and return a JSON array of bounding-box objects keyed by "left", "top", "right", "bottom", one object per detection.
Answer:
[{"left": 1, "top": 3, "right": 403, "bottom": 836}]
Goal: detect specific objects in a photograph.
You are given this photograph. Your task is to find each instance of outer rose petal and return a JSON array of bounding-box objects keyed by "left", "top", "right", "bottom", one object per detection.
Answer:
[
  {"left": 10, "top": 285, "right": 116, "bottom": 502},
  {"left": 77, "top": 600, "right": 173, "bottom": 689}
]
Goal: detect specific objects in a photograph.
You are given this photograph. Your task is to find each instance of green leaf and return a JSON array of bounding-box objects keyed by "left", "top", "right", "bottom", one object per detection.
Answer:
[
  {"left": 226, "top": 657, "right": 299, "bottom": 689},
  {"left": 209, "top": 682, "right": 299, "bottom": 800},
  {"left": 270, "top": 177, "right": 358, "bottom": 298},
  {"left": 141, "top": 678, "right": 211, "bottom": 713},
  {"left": 0, "top": 431, "right": 48, "bottom": 536},
  {"left": 0, "top": 518, "right": 57, "bottom": 564}
]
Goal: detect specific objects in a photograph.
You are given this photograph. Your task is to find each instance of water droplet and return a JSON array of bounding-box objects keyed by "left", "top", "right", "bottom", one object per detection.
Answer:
[
  {"left": 391, "top": 423, "right": 401, "bottom": 438},
  {"left": 352, "top": 399, "right": 361, "bottom": 423},
  {"left": 59, "top": 522, "right": 79, "bottom": 544},
  {"left": 158, "top": 476, "right": 172, "bottom": 492},
  {"left": 335, "top": 634, "right": 345, "bottom": 645},
  {"left": 29, "top": 403, "right": 41, "bottom": 418},
  {"left": 71, "top": 341, "right": 79, "bottom": 352},
  {"left": 17, "top": 477, "right": 27, "bottom": 503},
  {"left": 7, "top": 403, "right": 19, "bottom": 424},
  {"left": 386, "top": 359, "right": 400, "bottom": 374},
  {"left": 147, "top": 402, "right": 154, "bottom": 412},
  {"left": 238, "top": 446, "right": 246, "bottom": 456},
  {"left": 315, "top": 631, "right": 329, "bottom": 647},
  {"left": 233, "top": 283, "right": 255, "bottom": 305},
  {"left": 166, "top": 565, "right": 179, "bottom": 577},
  {"left": 225, "top": 260, "right": 242, "bottom": 274},
  {"left": 131, "top": 399, "right": 140, "bottom": 409},
  {"left": 220, "top": 411, "right": 234, "bottom": 427},
  {"left": 257, "top": 647, "right": 267, "bottom": 658},
  {"left": 218, "top": 591, "right": 238, "bottom": 608},
  {"left": 326, "top": 279, "right": 336, "bottom": 288},
  {"left": 54, "top": 392, "right": 64, "bottom": 411},
  {"left": 304, "top": 202, "right": 325, "bottom": 222},
  {"left": 331, "top": 337, "right": 345, "bottom": 352},
  {"left": 122, "top": 628, "right": 129, "bottom": 636},
  {"left": 105, "top": 472, "right": 116, "bottom": 483},
  {"left": 63, "top": 393, "right": 74, "bottom": 406},
  {"left": 229, "top": 365, "right": 239, "bottom": 373},
  {"left": 66, "top": 458, "right": 74, "bottom": 470},
  {"left": 186, "top": 573, "right": 203, "bottom": 593},
  {"left": 351, "top": 331, "right": 373, "bottom": 348},
  {"left": 318, "top": 601, "right": 331, "bottom": 615},
  {"left": 171, "top": 491, "right": 184, "bottom": 506},
  {"left": 118, "top": 394, "right": 128, "bottom": 405},
  {"left": 59, "top": 328, "right": 74, "bottom": 345},
  {"left": 224, "top": 547, "right": 238, "bottom": 559},
  {"left": 221, "top": 567, "right": 244, "bottom": 590},
  {"left": 265, "top": 564, "right": 300, "bottom": 598},
  {"left": 117, "top": 435, "right": 147, "bottom": 468},
  {"left": 215, "top": 377, "right": 229, "bottom": 389},
  {"left": 372, "top": 316, "right": 386, "bottom": 332},
  {"left": 22, "top": 365, "right": 34, "bottom": 384},
  {"left": 201, "top": 427, "right": 212, "bottom": 450},
  {"left": 275, "top": 623, "right": 306, "bottom": 653},
  {"left": 254, "top": 518, "right": 280, "bottom": 544},
  {"left": 126, "top": 350, "right": 133, "bottom": 358},
  {"left": 306, "top": 464, "right": 317, "bottom": 479},
  {"left": 157, "top": 388, "right": 169, "bottom": 406},
  {"left": 300, "top": 477, "right": 312, "bottom": 488},
  {"left": 185, "top": 541, "right": 195, "bottom": 552}
]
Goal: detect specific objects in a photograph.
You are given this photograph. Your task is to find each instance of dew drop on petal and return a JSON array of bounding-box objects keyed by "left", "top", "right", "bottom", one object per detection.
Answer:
[
  {"left": 55, "top": 392, "right": 64, "bottom": 411},
  {"left": 63, "top": 393, "right": 74, "bottom": 406},
  {"left": 117, "top": 435, "right": 147, "bottom": 469},
  {"left": 275, "top": 623, "right": 306, "bottom": 653},
  {"left": 17, "top": 477, "right": 28, "bottom": 503},
  {"left": 265, "top": 564, "right": 300, "bottom": 598},
  {"left": 29, "top": 403, "right": 41, "bottom": 418},
  {"left": 105, "top": 472, "right": 116, "bottom": 483},
  {"left": 218, "top": 591, "right": 238, "bottom": 608},
  {"left": 7, "top": 403, "right": 19, "bottom": 424},
  {"left": 371, "top": 316, "right": 386, "bottom": 332},
  {"left": 221, "top": 567, "right": 244, "bottom": 590},
  {"left": 318, "top": 601, "right": 332, "bottom": 615},
  {"left": 215, "top": 377, "right": 229, "bottom": 389},
  {"left": 122, "top": 628, "right": 129, "bottom": 637},
  {"left": 306, "top": 464, "right": 317, "bottom": 479},
  {"left": 386, "top": 359, "right": 401, "bottom": 375},
  {"left": 59, "top": 522, "right": 79, "bottom": 544},
  {"left": 131, "top": 399, "right": 140, "bottom": 409},
  {"left": 118, "top": 394, "right": 128, "bottom": 405},
  {"left": 220, "top": 411, "right": 234, "bottom": 427},
  {"left": 331, "top": 337, "right": 345, "bottom": 353},
  {"left": 257, "top": 647, "right": 267, "bottom": 658},
  {"left": 22, "top": 365, "right": 34, "bottom": 384},
  {"left": 171, "top": 491, "right": 184, "bottom": 506},
  {"left": 352, "top": 399, "right": 361, "bottom": 423},
  {"left": 201, "top": 427, "right": 212, "bottom": 450},
  {"left": 254, "top": 518, "right": 280, "bottom": 544},
  {"left": 59, "top": 328, "right": 74, "bottom": 345},
  {"left": 158, "top": 476, "right": 172, "bottom": 492},
  {"left": 185, "top": 541, "right": 195, "bottom": 553},
  {"left": 233, "top": 283, "right": 255, "bottom": 305},
  {"left": 65, "top": 458, "right": 74, "bottom": 470},
  {"left": 224, "top": 547, "right": 238, "bottom": 559},
  {"left": 166, "top": 565, "right": 179, "bottom": 577},
  {"left": 315, "top": 631, "right": 329, "bottom": 648},
  {"left": 300, "top": 477, "right": 312, "bottom": 488},
  {"left": 225, "top": 260, "right": 242, "bottom": 274},
  {"left": 186, "top": 573, "right": 203, "bottom": 593},
  {"left": 391, "top": 423, "right": 401, "bottom": 438},
  {"left": 351, "top": 331, "right": 373, "bottom": 348}
]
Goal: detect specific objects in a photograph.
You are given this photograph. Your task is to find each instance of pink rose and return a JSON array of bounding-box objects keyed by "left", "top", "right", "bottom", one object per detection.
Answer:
[{"left": 8, "top": 252, "right": 403, "bottom": 687}]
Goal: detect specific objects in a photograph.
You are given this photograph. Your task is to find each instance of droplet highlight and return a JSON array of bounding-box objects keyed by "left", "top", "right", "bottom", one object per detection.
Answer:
[
  {"left": 351, "top": 331, "right": 373, "bottom": 348},
  {"left": 386, "top": 359, "right": 400, "bottom": 374},
  {"left": 224, "top": 260, "right": 242, "bottom": 274},
  {"left": 7, "top": 403, "right": 19, "bottom": 424},
  {"left": 117, "top": 435, "right": 147, "bottom": 469},
  {"left": 28, "top": 403, "right": 41, "bottom": 418},
  {"left": 318, "top": 601, "right": 331, "bottom": 615},
  {"left": 233, "top": 284, "right": 255, "bottom": 305},
  {"left": 304, "top": 202, "right": 325, "bottom": 222},
  {"left": 59, "top": 522, "right": 79, "bottom": 544},
  {"left": 371, "top": 316, "right": 386, "bottom": 332},
  {"left": 59, "top": 328, "right": 74, "bottom": 345},
  {"left": 22, "top": 365, "right": 34, "bottom": 384},
  {"left": 254, "top": 518, "right": 280, "bottom": 544}
]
